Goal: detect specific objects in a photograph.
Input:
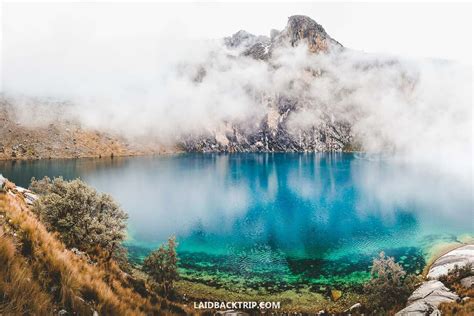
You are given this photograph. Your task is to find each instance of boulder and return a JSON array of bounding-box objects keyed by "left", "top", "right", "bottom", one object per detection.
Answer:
[
  {"left": 395, "top": 280, "right": 459, "bottom": 316},
  {"left": 0, "top": 174, "right": 6, "bottom": 191},
  {"left": 460, "top": 276, "right": 474, "bottom": 289},
  {"left": 24, "top": 191, "right": 38, "bottom": 205},
  {"left": 344, "top": 302, "right": 362, "bottom": 313},
  {"left": 427, "top": 244, "right": 474, "bottom": 280}
]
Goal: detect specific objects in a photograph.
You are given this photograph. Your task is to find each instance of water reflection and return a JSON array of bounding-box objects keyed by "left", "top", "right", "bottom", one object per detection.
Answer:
[{"left": 0, "top": 153, "right": 471, "bottom": 286}]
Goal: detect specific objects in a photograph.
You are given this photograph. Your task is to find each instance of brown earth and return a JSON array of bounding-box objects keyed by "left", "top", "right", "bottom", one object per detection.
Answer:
[{"left": 0, "top": 103, "right": 177, "bottom": 160}]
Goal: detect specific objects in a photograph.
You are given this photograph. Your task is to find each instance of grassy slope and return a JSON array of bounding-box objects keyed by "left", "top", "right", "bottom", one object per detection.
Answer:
[{"left": 0, "top": 180, "right": 191, "bottom": 315}]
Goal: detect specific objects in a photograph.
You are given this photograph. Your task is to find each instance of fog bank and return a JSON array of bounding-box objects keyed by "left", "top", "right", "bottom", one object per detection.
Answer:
[{"left": 1, "top": 3, "right": 472, "bottom": 184}]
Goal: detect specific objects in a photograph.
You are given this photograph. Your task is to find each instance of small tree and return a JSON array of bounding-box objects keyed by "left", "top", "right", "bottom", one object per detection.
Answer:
[
  {"left": 364, "top": 252, "right": 418, "bottom": 312},
  {"left": 29, "top": 176, "right": 128, "bottom": 260},
  {"left": 142, "top": 237, "right": 179, "bottom": 297}
]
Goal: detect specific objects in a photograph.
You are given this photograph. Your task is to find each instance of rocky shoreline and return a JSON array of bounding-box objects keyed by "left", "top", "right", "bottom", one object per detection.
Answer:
[{"left": 396, "top": 244, "right": 474, "bottom": 315}]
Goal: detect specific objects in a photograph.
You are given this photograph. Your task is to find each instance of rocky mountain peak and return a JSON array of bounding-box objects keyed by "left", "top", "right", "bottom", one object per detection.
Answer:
[
  {"left": 282, "top": 15, "right": 342, "bottom": 53},
  {"left": 183, "top": 15, "right": 352, "bottom": 153},
  {"left": 224, "top": 30, "right": 269, "bottom": 50},
  {"left": 225, "top": 15, "right": 343, "bottom": 60}
]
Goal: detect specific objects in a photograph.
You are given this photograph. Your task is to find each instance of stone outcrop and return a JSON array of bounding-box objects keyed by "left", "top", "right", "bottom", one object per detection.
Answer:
[
  {"left": 1, "top": 15, "right": 353, "bottom": 157},
  {"left": 396, "top": 280, "right": 459, "bottom": 316},
  {"left": 183, "top": 16, "right": 353, "bottom": 153},
  {"left": 460, "top": 276, "right": 474, "bottom": 289},
  {"left": 276, "top": 15, "right": 342, "bottom": 53},
  {"left": 396, "top": 244, "right": 474, "bottom": 315},
  {"left": 0, "top": 174, "right": 6, "bottom": 191},
  {"left": 427, "top": 244, "right": 474, "bottom": 280}
]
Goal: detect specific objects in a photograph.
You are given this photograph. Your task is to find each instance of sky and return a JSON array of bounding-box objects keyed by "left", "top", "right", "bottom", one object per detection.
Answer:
[
  {"left": 0, "top": 1, "right": 472, "bottom": 181},
  {"left": 0, "top": 1, "right": 472, "bottom": 66}
]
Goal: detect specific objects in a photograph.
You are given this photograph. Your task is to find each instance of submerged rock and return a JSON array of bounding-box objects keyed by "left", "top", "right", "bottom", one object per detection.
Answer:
[
  {"left": 427, "top": 244, "right": 474, "bottom": 280},
  {"left": 330, "top": 289, "right": 342, "bottom": 301}
]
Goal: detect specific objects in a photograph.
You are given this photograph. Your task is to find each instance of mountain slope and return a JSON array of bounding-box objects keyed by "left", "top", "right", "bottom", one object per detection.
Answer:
[
  {"left": 0, "top": 178, "right": 189, "bottom": 315},
  {"left": 180, "top": 15, "right": 353, "bottom": 153}
]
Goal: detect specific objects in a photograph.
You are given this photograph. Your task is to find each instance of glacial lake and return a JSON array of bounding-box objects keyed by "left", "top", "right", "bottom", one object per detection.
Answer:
[{"left": 1, "top": 153, "right": 472, "bottom": 292}]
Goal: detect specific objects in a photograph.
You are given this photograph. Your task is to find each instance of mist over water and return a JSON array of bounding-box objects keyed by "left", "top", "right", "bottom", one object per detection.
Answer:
[
  {"left": 0, "top": 153, "right": 471, "bottom": 287},
  {"left": 2, "top": 4, "right": 472, "bottom": 185}
]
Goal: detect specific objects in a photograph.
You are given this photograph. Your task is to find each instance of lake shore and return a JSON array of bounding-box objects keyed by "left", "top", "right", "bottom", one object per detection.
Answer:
[{"left": 2, "top": 154, "right": 472, "bottom": 314}]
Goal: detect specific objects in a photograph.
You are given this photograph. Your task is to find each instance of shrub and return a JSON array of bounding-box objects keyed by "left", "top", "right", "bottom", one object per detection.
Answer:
[
  {"left": 142, "top": 237, "right": 179, "bottom": 297},
  {"left": 29, "top": 176, "right": 128, "bottom": 260},
  {"left": 438, "top": 263, "right": 473, "bottom": 290},
  {"left": 364, "top": 252, "right": 419, "bottom": 312},
  {"left": 438, "top": 263, "right": 473, "bottom": 300}
]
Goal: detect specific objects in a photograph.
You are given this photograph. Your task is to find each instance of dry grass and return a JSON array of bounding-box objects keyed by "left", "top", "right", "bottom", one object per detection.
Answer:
[
  {"left": 439, "top": 299, "right": 474, "bottom": 316},
  {"left": 0, "top": 230, "right": 54, "bottom": 314},
  {"left": 0, "top": 183, "right": 191, "bottom": 315}
]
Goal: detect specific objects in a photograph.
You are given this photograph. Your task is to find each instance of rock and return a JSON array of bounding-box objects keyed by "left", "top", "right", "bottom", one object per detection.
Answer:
[
  {"left": 71, "top": 248, "right": 86, "bottom": 257},
  {"left": 12, "top": 144, "right": 27, "bottom": 154},
  {"left": 460, "top": 276, "right": 474, "bottom": 289},
  {"left": 24, "top": 191, "right": 38, "bottom": 205},
  {"left": 278, "top": 15, "right": 343, "bottom": 53},
  {"left": 396, "top": 301, "right": 440, "bottom": 316},
  {"left": 330, "top": 289, "right": 342, "bottom": 301},
  {"left": 0, "top": 174, "right": 6, "bottom": 191},
  {"left": 15, "top": 186, "right": 27, "bottom": 193},
  {"left": 188, "top": 15, "right": 352, "bottom": 154},
  {"left": 58, "top": 310, "right": 68, "bottom": 315},
  {"left": 348, "top": 303, "right": 362, "bottom": 311},
  {"left": 215, "top": 311, "right": 249, "bottom": 316},
  {"left": 427, "top": 244, "right": 474, "bottom": 280},
  {"left": 395, "top": 280, "right": 459, "bottom": 316},
  {"left": 243, "top": 41, "right": 271, "bottom": 60},
  {"left": 224, "top": 30, "right": 269, "bottom": 50},
  {"left": 407, "top": 280, "right": 459, "bottom": 305}
]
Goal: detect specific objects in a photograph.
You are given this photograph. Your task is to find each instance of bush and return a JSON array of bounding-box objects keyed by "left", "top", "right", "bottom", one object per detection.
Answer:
[
  {"left": 364, "top": 252, "right": 419, "bottom": 312},
  {"left": 438, "top": 263, "right": 473, "bottom": 301},
  {"left": 29, "top": 176, "right": 128, "bottom": 260},
  {"left": 438, "top": 263, "right": 473, "bottom": 290},
  {"left": 142, "top": 237, "right": 179, "bottom": 297}
]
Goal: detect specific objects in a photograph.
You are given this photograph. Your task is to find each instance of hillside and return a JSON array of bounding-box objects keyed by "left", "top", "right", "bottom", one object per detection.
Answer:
[
  {"left": 181, "top": 15, "right": 353, "bottom": 152},
  {"left": 0, "top": 99, "right": 174, "bottom": 160},
  {"left": 1, "top": 15, "right": 359, "bottom": 159},
  {"left": 0, "top": 177, "right": 189, "bottom": 315}
]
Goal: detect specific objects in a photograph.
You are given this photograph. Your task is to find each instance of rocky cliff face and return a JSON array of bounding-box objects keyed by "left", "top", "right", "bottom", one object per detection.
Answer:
[{"left": 180, "top": 15, "right": 353, "bottom": 153}]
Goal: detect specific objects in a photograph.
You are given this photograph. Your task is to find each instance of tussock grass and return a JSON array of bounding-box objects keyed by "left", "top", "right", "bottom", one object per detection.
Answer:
[
  {"left": 0, "top": 230, "right": 53, "bottom": 314},
  {"left": 0, "top": 184, "right": 190, "bottom": 315}
]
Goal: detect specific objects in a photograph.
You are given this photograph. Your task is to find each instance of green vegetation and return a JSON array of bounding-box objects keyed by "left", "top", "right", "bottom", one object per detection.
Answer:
[
  {"left": 143, "top": 237, "right": 179, "bottom": 298},
  {"left": 0, "top": 182, "right": 188, "bottom": 315},
  {"left": 364, "top": 252, "right": 419, "bottom": 313},
  {"left": 3, "top": 176, "right": 435, "bottom": 314},
  {"left": 29, "top": 176, "right": 128, "bottom": 260}
]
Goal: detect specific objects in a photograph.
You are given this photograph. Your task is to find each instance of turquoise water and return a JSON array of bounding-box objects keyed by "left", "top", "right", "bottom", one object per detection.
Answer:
[{"left": 1, "top": 153, "right": 472, "bottom": 292}]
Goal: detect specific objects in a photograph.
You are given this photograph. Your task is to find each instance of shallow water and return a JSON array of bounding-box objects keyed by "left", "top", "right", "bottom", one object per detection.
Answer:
[{"left": 1, "top": 153, "right": 471, "bottom": 292}]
